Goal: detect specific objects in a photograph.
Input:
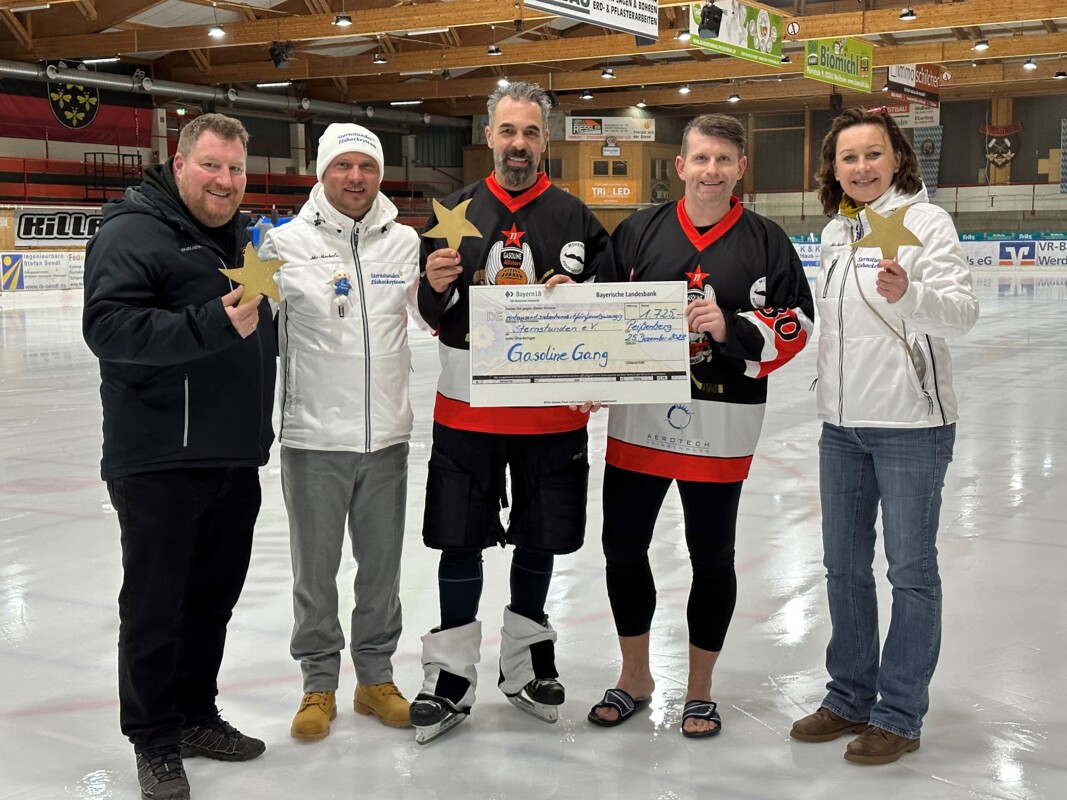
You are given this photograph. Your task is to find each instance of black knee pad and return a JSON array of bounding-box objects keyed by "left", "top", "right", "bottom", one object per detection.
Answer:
[
  {"left": 511, "top": 457, "right": 589, "bottom": 554},
  {"left": 423, "top": 458, "right": 504, "bottom": 550}
]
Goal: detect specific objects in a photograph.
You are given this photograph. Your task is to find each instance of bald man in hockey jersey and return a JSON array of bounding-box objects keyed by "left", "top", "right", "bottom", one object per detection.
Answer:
[
  {"left": 410, "top": 81, "right": 615, "bottom": 743},
  {"left": 588, "top": 114, "right": 814, "bottom": 737}
]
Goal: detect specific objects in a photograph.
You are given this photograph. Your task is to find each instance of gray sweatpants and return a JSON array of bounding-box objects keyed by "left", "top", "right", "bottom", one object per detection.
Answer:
[{"left": 281, "top": 443, "right": 408, "bottom": 691}]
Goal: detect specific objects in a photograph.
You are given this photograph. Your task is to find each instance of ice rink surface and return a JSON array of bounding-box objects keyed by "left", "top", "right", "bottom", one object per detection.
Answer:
[{"left": 1, "top": 271, "right": 1065, "bottom": 799}]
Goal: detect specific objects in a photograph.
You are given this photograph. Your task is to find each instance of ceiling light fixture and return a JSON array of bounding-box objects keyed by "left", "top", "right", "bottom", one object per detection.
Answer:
[
  {"left": 10, "top": 3, "right": 50, "bottom": 11},
  {"left": 82, "top": 57, "right": 120, "bottom": 65},
  {"left": 1055, "top": 70, "right": 1067, "bottom": 80},
  {"left": 372, "top": 35, "right": 387, "bottom": 64},
  {"left": 678, "top": 83, "right": 691, "bottom": 94},
  {"left": 677, "top": 30, "right": 691, "bottom": 42},
  {"left": 636, "top": 99, "right": 647, "bottom": 108},
  {"left": 727, "top": 93, "right": 740, "bottom": 103},
  {"left": 332, "top": 0, "right": 352, "bottom": 28},
  {"left": 780, "top": 54, "right": 791, "bottom": 64},
  {"left": 881, "top": 82, "right": 889, "bottom": 91},
  {"left": 407, "top": 27, "right": 449, "bottom": 36},
  {"left": 899, "top": 8, "right": 916, "bottom": 21},
  {"left": 972, "top": 39, "right": 989, "bottom": 51},
  {"left": 601, "top": 67, "right": 616, "bottom": 79},
  {"left": 207, "top": 2, "right": 224, "bottom": 39},
  {"left": 441, "top": 68, "right": 452, "bottom": 80},
  {"left": 390, "top": 100, "right": 423, "bottom": 106},
  {"left": 488, "top": 25, "right": 502, "bottom": 56},
  {"left": 579, "top": 89, "right": 593, "bottom": 100},
  {"left": 1023, "top": 58, "right": 1037, "bottom": 70},
  {"left": 497, "top": 77, "right": 509, "bottom": 88},
  {"left": 256, "top": 80, "right": 291, "bottom": 88}
]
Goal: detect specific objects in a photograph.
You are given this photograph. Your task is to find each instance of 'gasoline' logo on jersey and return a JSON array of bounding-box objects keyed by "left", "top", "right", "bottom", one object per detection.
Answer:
[{"left": 485, "top": 240, "right": 535, "bottom": 285}]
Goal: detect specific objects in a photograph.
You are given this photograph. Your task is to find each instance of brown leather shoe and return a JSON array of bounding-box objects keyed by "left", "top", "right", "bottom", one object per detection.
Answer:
[
  {"left": 790, "top": 707, "right": 868, "bottom": 742},
  {"left": 354, "top": 682, "right": 412, "bottom": 729},
  {"left": 844, "top": 725, "right": 920, "bottom": 764}
]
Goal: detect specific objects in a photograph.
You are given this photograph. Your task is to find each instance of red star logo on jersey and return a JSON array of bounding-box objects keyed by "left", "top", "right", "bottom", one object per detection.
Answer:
[
  {"left": 686, "top": 265, "right": 709, "bottom": 289},
  {"left": 500, "top": 224, "right": 526, "bottom": 248}
]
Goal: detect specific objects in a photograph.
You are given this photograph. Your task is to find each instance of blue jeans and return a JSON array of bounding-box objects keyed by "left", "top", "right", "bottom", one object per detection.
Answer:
[{"left": 818, "top": 422, "right": 955, "bottom": 739}]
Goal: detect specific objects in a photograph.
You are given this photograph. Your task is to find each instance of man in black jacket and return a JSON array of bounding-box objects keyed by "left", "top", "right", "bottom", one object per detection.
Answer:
[{"left": 83, "top": 113, "right": 275, "bottom": 800}]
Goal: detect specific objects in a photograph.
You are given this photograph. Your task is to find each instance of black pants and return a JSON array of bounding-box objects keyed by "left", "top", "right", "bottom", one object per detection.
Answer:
[
  {"left": 108, "top": 467, "right": 261, "bottom": 751},
  {"left": 601, "top": 464, "right": 742, "bottom": 652}
]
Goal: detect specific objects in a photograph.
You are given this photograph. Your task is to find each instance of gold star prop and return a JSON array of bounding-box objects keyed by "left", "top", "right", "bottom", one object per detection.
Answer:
[
  {"left": 219, "top": 243, "right": 283, "bottom": 305},
  {"left": 853, "top": 205, "right": 923, "bottom": 261},
  {"left": 423, "top": 198, "right": 483, "bottom": 251}
]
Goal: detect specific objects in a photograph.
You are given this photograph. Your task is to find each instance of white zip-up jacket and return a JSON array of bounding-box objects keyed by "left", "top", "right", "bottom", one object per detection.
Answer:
[
  {"left": 260, "top": 184, "right": 422, "bottom": 452},
  {"left": 816, "top": 183, "right": 978, "bottom": 428}
]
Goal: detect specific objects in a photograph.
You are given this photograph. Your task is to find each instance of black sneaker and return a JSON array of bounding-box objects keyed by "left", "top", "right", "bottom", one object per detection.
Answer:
[
  {"left": 136, "top": 749, "right": 190, "bottom": 800},
  {"left": 180, "top": 714, "right": 265, "bottom": 762}
]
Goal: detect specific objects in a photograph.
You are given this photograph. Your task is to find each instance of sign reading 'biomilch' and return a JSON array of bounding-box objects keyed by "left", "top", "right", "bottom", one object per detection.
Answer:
[{"left": 803, "top": 37, "right": 873, "bottom": 93}]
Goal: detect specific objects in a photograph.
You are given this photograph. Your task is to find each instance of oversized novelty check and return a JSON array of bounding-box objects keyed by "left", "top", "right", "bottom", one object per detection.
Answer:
[{"left": 469, "top": 281, "right": 692, "bottom": 407}]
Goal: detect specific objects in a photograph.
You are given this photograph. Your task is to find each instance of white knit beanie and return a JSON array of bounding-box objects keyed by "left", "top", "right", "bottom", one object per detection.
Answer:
[{"left": 315, "top": 123, "right": 385, "bottom": 182}]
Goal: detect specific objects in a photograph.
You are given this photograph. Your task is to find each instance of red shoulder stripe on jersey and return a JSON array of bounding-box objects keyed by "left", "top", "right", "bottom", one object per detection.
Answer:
[
  {"left": 606, "top": 437, "right": 752, "bottom": 482},
  {"left": 434, "top": 393, "right": 588, "bottom": 434},
  {"left": 486, "top": 172, "right": 553, "bottom": 212},
  {"left": 677, "top": 196, "right": 744, "bottom": 251}
]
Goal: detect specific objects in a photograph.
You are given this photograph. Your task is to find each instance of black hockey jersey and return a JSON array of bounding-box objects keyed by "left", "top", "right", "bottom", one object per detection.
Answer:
[
  {"left": 418, "top": 172, "right": 615, "bottom": 434},
  {"left": 606, "top": 198, "right": 814, "bottom": 481}
]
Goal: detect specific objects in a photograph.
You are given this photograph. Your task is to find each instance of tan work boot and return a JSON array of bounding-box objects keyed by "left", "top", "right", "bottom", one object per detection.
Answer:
[
  {"left": 844, "top": 725, "right": 920, "bottom": 764},
  {"left": 290, "top": 691, "right": 337, "bottom": 740},
  {"left": 790, "top": 707, "right": 868, "bottom": 742},
  {"left": 354, "top": 682, "right": 412, "bottom": 728}
]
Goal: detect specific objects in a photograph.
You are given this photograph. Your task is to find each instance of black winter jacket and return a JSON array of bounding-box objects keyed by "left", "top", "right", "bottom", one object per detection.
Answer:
[{"left": 82, "top": 162, "right": 276, "bottom": 480}]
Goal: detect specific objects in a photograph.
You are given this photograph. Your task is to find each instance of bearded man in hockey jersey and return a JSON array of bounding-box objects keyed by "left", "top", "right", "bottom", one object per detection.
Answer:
[
  {"left": 410, "top": 81, "right": 615, "bottom": 743},
  {"left": 587, "top": 114, "right": 814, "bottom": 737}
]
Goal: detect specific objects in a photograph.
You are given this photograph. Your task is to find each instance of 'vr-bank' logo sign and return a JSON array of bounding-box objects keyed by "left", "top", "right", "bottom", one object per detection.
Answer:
[{"left": 999, "top": 242, "right": 1035, "bottom": 267}]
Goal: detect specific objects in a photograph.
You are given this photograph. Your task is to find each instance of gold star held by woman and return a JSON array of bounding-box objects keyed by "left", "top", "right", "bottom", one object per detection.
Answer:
[
  {"left": 423, "top": 198, "right": 483, "bottom": 251},
  {"left": 853, "top": 206, "right": 923, "bottom": 261},
  {"left": 219, "top": 244, "right": 283, "bottom": 305}
]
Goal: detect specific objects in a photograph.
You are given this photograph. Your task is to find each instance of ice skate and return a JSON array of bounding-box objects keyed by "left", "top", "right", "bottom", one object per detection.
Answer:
[
  {"left": 410, "top": 692, "right": 470, "bottom": 744},
  {"left": 505, "top": 678, "right": 565, "bottom": 723},
  {"left": 414, "top": 621, "right": 481, "bottom": 745},
  {"left": 499, "top": 607, "right": 564, "bottom": 724}
]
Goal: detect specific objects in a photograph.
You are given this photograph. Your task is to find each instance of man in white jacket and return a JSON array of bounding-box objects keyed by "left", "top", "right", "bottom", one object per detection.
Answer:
[{"left": 259, "top": 123, "right": 421, "bottom": 739}]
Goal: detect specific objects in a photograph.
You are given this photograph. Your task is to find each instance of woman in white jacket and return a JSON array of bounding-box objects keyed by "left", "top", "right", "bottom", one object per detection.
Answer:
[{"left": 790, "top": 108, "right": 978, "bottom": 764}]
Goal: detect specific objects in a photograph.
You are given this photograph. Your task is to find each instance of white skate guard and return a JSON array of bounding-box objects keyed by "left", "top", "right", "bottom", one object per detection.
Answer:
[
  {"left": 413, "top": 621, "right": 481, "bottom": 745},
  {"left": 498, "top": 607, "right": 564, "bottom": 724}
]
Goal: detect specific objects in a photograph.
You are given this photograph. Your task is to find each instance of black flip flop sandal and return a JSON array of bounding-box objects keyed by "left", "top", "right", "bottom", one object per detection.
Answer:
[
  {"left": 587, "top": 688, "right": 650, "bottom": 728},
  {"left": 681, "top": 699, "right": 721, "bottom": 738}
]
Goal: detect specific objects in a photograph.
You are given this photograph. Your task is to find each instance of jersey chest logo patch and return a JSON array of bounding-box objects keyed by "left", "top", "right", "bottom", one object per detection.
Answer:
[{"left": 485, "top": 230, "right": 535, "bottom": 285}]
